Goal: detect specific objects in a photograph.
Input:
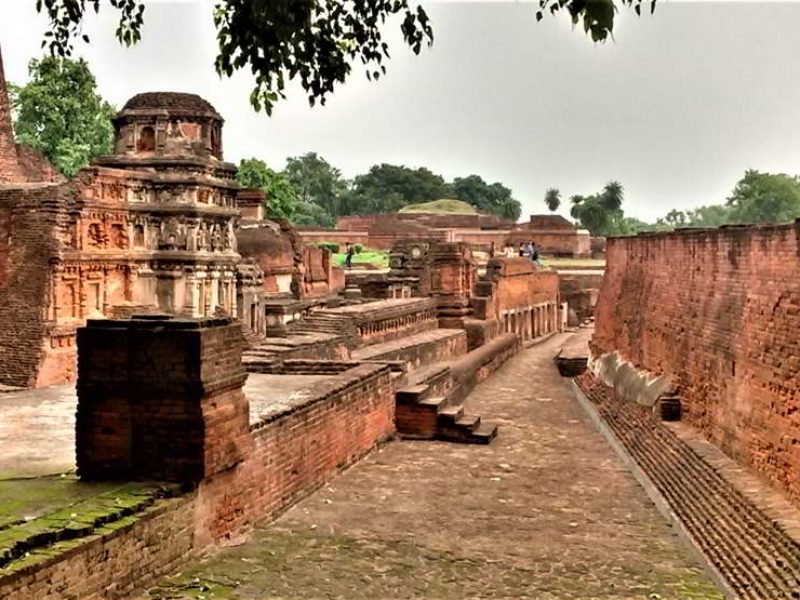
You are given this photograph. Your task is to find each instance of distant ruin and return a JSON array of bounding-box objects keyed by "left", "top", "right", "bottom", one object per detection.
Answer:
[{"left": 300, "top": 211, "right": 593, "bottom": 258}]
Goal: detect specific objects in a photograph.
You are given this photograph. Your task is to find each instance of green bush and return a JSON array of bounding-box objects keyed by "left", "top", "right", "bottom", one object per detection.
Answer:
[
  {"left": 354, "top": 243, "right": 364, "bottom": 254},
  {"left": 307, "top": 241, "right": 340, "bottom": 253}
]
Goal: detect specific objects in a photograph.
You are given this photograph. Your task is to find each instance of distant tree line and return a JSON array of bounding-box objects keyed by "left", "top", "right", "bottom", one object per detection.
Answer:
[
  {"left": 14, "top": 59, "right": 800, "bottom": 234},
  {"left": 544, "top": 170, "right": 800, "bottom": 237},
  {"left": 236, "top": 154, "right": 523, "bottom": 226}
]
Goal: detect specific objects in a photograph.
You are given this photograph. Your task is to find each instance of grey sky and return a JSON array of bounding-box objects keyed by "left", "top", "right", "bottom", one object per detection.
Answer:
[{"left": 2, "top": 1, "right": 800, "bottom": 222}]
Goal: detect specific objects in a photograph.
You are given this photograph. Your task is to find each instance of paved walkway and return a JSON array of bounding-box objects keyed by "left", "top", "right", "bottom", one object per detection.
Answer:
[{"left": 150, "top": 334, "right": 721, "bottom": 599}]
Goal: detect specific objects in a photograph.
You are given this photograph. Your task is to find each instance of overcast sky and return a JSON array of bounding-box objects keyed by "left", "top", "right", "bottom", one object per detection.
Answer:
[{"left": 2, "top": 1, "right": 800, "bottom": 222}]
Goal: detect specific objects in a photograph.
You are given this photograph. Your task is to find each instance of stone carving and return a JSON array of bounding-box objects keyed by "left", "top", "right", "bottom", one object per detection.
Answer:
[
  {"left": 197, "top": 222, "right": 210, "bottom": 251},
  {"left": 111, "top": 223, "right": 128, "bottom": 249},
  {"left": 158, "top": 217, "right": 188, "bottom": 250},
  {"left": 87, "top": 223, "right": 105, "bottom": 248}
]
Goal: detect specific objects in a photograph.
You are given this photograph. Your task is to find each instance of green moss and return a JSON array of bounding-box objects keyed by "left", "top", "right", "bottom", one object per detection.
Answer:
[{"left": 0, "top": 478, "right": 171, "bottom": 572}]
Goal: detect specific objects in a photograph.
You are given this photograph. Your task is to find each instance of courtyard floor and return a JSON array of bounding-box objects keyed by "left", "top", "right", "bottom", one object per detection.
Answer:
[{"left": 149, "top": 333, "right": 722, "bottom": 600}]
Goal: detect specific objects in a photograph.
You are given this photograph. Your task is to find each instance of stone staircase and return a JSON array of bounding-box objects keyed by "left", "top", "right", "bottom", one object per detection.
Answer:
[
  {"left": 575, "top": 373, "right": 800, "bottom": 599},
  {"left": 395, "top": 363, "right": 498, "bottom": 445}
]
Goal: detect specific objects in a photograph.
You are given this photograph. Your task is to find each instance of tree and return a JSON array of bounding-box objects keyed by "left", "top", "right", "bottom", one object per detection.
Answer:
[
  {"left": 599, "top": 181, "right": 624, "bottom": 212},
  {"left": 544, "top": 188, "right": 561, "bottom": 213},
  {"left": 569, "top": 182, "right": 627, "bottom": 236},
  {"left": 348, "top": 164, "right": 450, "bottom": 213},
  {"left": 451, "top": 175, "right": 521, "bottom": 221},
  {"left": 36, "top": 0, "right": 656, "bottom": 114},
  {"left": 685, "top": 204, "right": 731, "bottom": 227},
  {"left": 284, "top": 152, "right": 347, "bottom": 217},
  {"left": 725, "top": 169, "right": 800, "bottom": 224},
  {"left": 293, "top": 201, "right": 336, "bottom": 228},
  {"left": 9, "top": 56, "right": 115, "bottom": 178},
  {"left": 236, "top": 158, "right": 299, "bottom": 220}
]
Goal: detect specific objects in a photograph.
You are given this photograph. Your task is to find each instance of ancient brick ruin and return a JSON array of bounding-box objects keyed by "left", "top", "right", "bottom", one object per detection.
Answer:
[
  {"left": 591, "top": 223, "right": 800, "bottom": 503},
  {"left": 0, "top": 34, "right": 573, "bottom": 596},
  {"left": 299, "top": 211, "right": 592, "bottom": 258},
  {"left": 17, "top": 36, "right": 800, "bottom": 600},
  {"left": 0, "top": 82, "right": 344, "bottom": 388}
]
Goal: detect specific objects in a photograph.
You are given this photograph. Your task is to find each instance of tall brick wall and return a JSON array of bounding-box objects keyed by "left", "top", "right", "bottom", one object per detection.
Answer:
[
  {"left": 593, "top": 223, "right": 800, "bottom": 503},
  {"left": 0, "top": 186, "right": 63, "bottom": 387}
]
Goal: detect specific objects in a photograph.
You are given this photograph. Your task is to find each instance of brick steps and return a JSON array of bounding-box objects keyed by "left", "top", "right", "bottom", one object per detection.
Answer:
[
  {"left": 575, "top": 374, "right": 800, "bottom": 599},
  {"left": 394, "top": 334, "right": 520, "bottom": 445}
]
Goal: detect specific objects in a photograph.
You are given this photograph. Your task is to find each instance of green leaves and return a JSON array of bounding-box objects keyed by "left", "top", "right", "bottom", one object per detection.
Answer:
[
  {"left": 10, "top": 56, "right": 115, "bottom": 178},
  {"left": 544, "top": 188, "right": 561, "bottom": 213},
  {"left": 236, "top": 158, "right": 300, "bottom": 220},
  {"left": 451, "top": 175, "right": 521, "bottom": 221},
  {"left": 35, "top": 0, "right": 656, "bottom": 114},
  {"left": 725, "top": 169, "right": 800, "bottom": 224},
  {"left": 567, "top": 181, "right": 625, "bottom": 235},
  {"left": 212, "top": 0, "right": 433, "bottom": 114},
  {"left": 36, "top": 0, "right": 144, "bottom": 56},
  {"left": 536, "top": 0, "right": 656, "bottom": 43}
]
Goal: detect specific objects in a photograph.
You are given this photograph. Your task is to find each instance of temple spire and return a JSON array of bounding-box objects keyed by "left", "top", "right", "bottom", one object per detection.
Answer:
[{"left": 0, "top": 42, "right": 24, "bottom": 184}]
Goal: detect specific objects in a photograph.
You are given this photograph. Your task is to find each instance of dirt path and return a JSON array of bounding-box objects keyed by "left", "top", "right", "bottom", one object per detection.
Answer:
[{"left": 151, "top": 333, "right": 721, "bottom": 600}]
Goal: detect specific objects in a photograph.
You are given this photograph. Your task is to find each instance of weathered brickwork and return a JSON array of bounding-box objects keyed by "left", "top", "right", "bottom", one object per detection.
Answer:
[
  {"left": 593, "top": 223, "right": 800, "bottom": 503},
  {"left": 76, "top": 317, "right": 250, "bottom": 482},
  {"left": 197, "top": 362, "right": 396, "bottom": 544},
  {"left": 1, "top": 317, "right": 397, "bottom": 598},
  {"left": 0, "top": 88, "right": 247, "bottom": 388},
  {"left": 0, "top": 497, "right": 195, "bottom": 600},
  {"left": 0, "top": 185, "right": 66, "bottom": 387}
]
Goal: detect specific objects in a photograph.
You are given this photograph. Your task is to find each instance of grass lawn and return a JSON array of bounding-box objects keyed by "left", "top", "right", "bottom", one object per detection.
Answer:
[
  {"left": 544, "top": 257, "right": 606, "bottom": 268},
  {"left": 333, "top": 250, "right": 390, "bottom": 269}
]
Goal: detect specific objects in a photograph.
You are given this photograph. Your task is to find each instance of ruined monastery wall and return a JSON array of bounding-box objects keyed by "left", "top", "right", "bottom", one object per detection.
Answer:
[
  {"left": 0, "top": 185, "right": 64, "bottom": 386},
  {"left": 593, "top": 223, "right": 800, "bottom": 502}
]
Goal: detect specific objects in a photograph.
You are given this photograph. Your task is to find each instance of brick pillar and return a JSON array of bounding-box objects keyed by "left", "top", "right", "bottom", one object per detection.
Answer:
[{"left": 76, "top": 315, "right": 251, "bottom": 483}]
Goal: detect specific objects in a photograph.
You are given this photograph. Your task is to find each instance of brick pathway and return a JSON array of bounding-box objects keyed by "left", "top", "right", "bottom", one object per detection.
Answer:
[{"left": 150, "top": 333, "right": 722, "bottom": 599}]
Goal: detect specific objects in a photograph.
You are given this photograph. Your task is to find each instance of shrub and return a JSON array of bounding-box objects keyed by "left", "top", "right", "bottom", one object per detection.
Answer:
[
  {"left": 354, "top": 243, "right": 364, "bottom": 254},
  {"left": 307, "top": 241, "right": 339, "bottom": 253}
]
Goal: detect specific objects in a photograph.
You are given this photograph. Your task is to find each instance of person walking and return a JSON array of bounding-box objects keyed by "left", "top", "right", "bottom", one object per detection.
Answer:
[
  {"left": 345, "top": 242, "right": 355, "bottom": 269},
  {"left": 531, "top": 241, "right": 543, "bottom": 267}
]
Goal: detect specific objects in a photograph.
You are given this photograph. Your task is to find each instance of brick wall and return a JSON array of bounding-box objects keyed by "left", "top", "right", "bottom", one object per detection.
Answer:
[
  {"left": 0, "top": 186, "right": 63, "bottom": 387},
  {"left": 197, "top": 362, "right": 396, "bottom": 544},
  {"left": 488, "top": 258, "right": 560, "bottom": 315},
  {"left": 2, "top": 319, "right": 397, "bottom": 598},
  {"left": 76, "top": 317, "right": 250, "bottom": 482},
  {"left": 0, "top": 497, "right": 195, "bottom": 600},
  {"left": 593, "top": 223, "right": 800, "bottom": 503}
]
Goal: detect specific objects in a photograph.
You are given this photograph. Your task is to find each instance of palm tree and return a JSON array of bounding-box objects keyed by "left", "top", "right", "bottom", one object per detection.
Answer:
[
  {"left": 544, "top": 188, "right": 561, "bottom": 213},
  {"left": 600, "top": 181, "right": 624, "bottom": 212},
  {"left": 569, "top": 195, "right": 585, "bottom": 220}
]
